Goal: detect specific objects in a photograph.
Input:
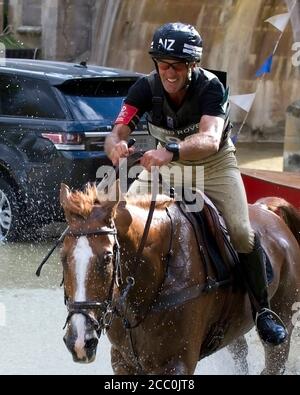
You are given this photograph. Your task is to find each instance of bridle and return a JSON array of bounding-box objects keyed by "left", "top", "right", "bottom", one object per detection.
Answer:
[
  {"left": 63, "top": 225, "right": 121, "bottom": 336},
  {"left": 62, "top": 210, "right": 174, "bottom": 374},
  {"left": 62, "top": 164, "right": 173, "bottom": 338},
  {"left": 62, "top": 192, "right": 167, "bottom": 338}
]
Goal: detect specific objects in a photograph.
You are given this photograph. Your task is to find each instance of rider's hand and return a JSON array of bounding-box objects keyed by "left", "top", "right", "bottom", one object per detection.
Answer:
[
  {"left": 109, "top": 141, "right": 135, "bottom": 166},
  {"left": 140, "top": 148, "right": 173, "bottom": 172}
]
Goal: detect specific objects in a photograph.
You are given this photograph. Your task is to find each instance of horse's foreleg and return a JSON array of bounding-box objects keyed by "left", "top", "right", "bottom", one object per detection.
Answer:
[
  {"left": 227, "top": 336, "right": 249, "bottom": 375},
  {"left": 261, "top": 339, "right": 291, "bottom": 375},
  {"left": 260, "top": 315, "right": 293, "bottom": 375},
  {"left": 111, "top": 346, "right": 140, "bottom": 375},
  {"left": 261, "top": 295, "right": 294, "bottom": 375},
  {"left": 152, "top": 360, "right": 194, "bottom": 375}
]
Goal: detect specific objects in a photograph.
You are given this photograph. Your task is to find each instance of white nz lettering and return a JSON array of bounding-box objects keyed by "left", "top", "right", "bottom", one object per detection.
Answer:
[{"left": 159, "top": 38, "right": 175, "bottom": 51}]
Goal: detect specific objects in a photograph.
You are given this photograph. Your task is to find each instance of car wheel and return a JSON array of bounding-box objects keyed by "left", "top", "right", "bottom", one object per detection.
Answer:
[{"left": 0, "top": 179, "right": 21, "bottom": 242}]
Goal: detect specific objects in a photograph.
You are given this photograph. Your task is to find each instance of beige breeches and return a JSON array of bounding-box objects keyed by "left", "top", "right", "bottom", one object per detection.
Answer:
[{"left": 127, "top": 149, "right": 255, "bottom": 253}]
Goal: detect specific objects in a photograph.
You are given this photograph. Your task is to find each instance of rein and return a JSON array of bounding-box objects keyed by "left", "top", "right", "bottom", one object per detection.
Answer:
[{"left": 36, "top": 138, "right": 138, "bottom": 277}]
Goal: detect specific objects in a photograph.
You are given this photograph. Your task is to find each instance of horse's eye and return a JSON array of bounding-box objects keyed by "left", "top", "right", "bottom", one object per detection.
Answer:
[{"left": 103, "top": 252, "right": 113, "bottom": 265}]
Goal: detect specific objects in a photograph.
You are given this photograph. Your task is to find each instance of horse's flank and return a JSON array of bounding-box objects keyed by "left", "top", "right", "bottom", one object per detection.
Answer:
[{"left": 256, "top": 196, "right": 300, "bottom": 246}]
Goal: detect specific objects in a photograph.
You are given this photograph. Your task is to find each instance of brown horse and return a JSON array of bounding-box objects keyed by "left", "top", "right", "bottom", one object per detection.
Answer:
[{"left": 60, "top": 182, "right": 300, "bottom": 375}]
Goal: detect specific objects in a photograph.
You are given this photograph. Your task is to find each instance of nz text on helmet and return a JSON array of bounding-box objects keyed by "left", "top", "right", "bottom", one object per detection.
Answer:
[
  {"left": 149, "top": 22, "right": 203, "bottom": 62},
  {"left": 157, "top": 39, "right": 175, "bottom": 51}
]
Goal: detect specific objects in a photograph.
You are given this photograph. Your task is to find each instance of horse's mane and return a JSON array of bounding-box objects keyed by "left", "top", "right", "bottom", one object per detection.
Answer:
[
  {"left": 65, "top": 184, "right": 98, "bottom": 218},
  {"left": 65, "top": 184, "right": 173, "bottom": 218},
  {"left": 126, "top": 194, "right": 173, "bottom": 210}
]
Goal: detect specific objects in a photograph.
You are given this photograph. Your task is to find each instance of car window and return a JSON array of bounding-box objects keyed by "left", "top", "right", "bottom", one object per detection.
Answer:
[
  {"left": 57, "top": 78, "right": 135, "bottom": 121},
  {"left": 0, "top": 74, "right": 66, "bottom": 119}
]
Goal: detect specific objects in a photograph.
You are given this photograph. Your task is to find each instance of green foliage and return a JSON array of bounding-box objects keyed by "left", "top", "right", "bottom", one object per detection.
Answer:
[{"left": 0, "top": 34, "right": 25, "bottom": 49}]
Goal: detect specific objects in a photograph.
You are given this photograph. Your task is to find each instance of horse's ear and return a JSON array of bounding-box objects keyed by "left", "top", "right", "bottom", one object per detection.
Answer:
[{"left": 60, "top": 183, "right": 71, "bottom": 208}]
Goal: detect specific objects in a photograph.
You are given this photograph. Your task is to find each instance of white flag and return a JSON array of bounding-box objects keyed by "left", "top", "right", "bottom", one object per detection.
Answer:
[
  {"left": 229, "top": 93, "right": 256, "bottom": 113},
  {"left": 265, "top": 13, "right": 290, "bottom": 32}
]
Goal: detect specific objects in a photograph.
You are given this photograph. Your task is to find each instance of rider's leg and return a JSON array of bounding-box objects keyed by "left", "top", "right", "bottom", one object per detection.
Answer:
[
  {"left": 238, "top": 235, "right": 287, "bottom": 345},
  {"left": 203, "top": 149, "right": 287, "bottom": 346}
]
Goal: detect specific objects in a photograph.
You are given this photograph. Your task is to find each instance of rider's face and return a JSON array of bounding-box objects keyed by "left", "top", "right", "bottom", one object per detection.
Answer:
[{"left": 155, "top": 58, "right": 193, "bottom": 95}]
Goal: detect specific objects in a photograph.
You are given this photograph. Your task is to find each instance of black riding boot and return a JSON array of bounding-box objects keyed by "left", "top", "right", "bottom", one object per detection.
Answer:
[{"left": 238, "top": 235, "right": 287, "bottom": 346}]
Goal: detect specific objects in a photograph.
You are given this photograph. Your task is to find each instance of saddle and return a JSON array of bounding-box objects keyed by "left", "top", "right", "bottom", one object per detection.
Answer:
[
  {"left": 177, "top": 193, "right": 274, "bottom": 289},
  {"left": 176, "top": 194, "right": 274, "bottom": 358},
  {"left": 177, "top": 194, "right": 237, "bottom": 288}
]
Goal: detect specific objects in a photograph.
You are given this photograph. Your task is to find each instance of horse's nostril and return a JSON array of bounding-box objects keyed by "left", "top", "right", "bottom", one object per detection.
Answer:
[{"left": 85, "top": 338, "right": 98, "bottom": 351}]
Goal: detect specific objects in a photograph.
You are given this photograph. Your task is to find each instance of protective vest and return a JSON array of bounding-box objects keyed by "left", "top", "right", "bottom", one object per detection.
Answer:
[{"left": 146, "top": 68, "right": 231, "bottom": 147}]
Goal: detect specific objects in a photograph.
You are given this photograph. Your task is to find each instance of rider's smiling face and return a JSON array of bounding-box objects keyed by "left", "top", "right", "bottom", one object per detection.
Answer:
[{"left": 154, "top": 58, "right": 193, "bottom": 96}]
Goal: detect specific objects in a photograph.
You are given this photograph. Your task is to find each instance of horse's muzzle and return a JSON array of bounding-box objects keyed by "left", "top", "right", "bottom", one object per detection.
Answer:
[{"left": 63, "top": 331, "right": 99, "bottom": 363}]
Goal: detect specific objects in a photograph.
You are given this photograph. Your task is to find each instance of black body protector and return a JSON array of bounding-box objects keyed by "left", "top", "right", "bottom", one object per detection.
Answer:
[{"left": 146, "top": 69, "right": 231, "bottom": 150}]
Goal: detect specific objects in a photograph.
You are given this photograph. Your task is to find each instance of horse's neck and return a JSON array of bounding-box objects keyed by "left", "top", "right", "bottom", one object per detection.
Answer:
[
  {"left": 115, "top": 203, "right": 171, "bottom": 313},
  {"left": 116, "top": 202, "right": 171, "bottom": 253}
]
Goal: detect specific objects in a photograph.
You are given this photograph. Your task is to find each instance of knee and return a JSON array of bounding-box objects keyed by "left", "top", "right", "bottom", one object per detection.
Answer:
[{"left": 229, "top": 225, "right": 255, "bottom": 253}]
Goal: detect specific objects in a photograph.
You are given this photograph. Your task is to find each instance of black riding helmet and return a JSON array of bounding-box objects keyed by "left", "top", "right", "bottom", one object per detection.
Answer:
[{"left": 149, "top": 22, "right": 203, "bottom": 63}]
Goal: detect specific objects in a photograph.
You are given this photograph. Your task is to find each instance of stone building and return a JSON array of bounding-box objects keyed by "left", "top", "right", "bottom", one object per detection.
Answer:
[{"left": 2, "top": 0, "right": 300, "bottom": 140}]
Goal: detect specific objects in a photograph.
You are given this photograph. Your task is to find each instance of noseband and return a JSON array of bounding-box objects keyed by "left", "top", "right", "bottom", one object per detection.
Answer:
[{"left": 63, "top": 225, "right": 120, "bottom": 336}]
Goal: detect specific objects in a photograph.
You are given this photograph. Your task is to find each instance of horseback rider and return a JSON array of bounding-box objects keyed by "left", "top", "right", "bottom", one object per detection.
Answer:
[{"left": 104, "top": 22, "right": 287, "bottom": 346}]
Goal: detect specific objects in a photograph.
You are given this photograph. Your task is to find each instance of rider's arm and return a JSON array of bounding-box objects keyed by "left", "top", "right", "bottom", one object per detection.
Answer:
[
  {"left": 104, "top": 77, "right": 151, "bottom": 165},
  {"left": 177, "top": 77, "right": 226, "bottom": 161},
  {"left": 178, "top": 115, "right": 224, "bottom": 161},
  {"left": 104, "top": 124, "right": 132, "bottom": 165}
]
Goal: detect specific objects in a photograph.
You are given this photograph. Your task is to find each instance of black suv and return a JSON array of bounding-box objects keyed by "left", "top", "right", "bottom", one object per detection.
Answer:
[{"left": 0, "top": 59, "right": 155, "bottom": 241}]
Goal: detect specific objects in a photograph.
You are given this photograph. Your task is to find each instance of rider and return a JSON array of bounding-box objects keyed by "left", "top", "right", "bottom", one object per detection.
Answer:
[{"left": 104, "top": 22, "right": 287, "bottom": 346}]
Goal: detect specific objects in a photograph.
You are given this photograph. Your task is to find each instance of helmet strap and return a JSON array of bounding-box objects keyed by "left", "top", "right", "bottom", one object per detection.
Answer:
[
  {"left": 152, "top": 58, "right": 159, "bottom": 74},
  {"left": 183, "top": 63, "right": 195, "bottom": 90}
]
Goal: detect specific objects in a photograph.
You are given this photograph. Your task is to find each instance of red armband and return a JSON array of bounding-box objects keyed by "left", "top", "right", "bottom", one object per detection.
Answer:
[{"left": 115, "top": 104, "right": 139, "bottom": 125}]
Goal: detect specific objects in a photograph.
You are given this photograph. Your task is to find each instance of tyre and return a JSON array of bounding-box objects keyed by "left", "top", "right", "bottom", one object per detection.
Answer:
[{"left": 0, "top": 179, "right": 22, "bottom": 242}]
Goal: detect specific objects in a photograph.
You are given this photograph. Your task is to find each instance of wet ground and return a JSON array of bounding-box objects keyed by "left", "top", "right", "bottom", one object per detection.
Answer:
[{"left": 0, "top": 143, "right": 299, "bottom": 375}]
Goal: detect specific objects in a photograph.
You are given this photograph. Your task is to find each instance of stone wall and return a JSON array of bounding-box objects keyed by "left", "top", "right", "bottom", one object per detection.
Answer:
[
  {"left": 4, "top": 0, "right": 300, "bottom": 140},
  {"left": 90, "top": 0, "right": 300, "bottom": 140},
  {"left": 284, "top": 100, "right": 300, "bottom": 171},
  {"left": 0, "top": 1, "right": 3, "bottom": 30},
  {"left": 42, "top": 0, "right": 92, "bottom": 61},
  {"left": 9, "top": 0, "right": 41, "bottom": 48}
]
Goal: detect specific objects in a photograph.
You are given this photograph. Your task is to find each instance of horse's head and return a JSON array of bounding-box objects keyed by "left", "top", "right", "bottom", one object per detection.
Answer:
[{"left": 60, "top": 182, "right": 121, "bottom": 363}]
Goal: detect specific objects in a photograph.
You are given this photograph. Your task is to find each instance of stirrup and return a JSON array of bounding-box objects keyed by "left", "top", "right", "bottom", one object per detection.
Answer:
[
  {"left": 255, "top": 307, "right": 288, "bottom": 345},
  {"left": 255, "top": 307, "right": 286, "bottom": 329}
]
